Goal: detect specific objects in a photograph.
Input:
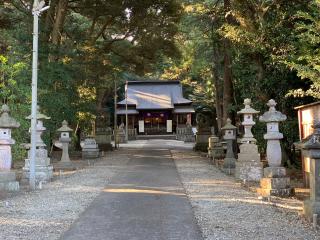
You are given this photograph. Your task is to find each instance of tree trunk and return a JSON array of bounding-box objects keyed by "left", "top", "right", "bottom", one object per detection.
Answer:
[
  {"left": 222, "top": 0, "right": 234, "bottom": 125},
  {"left": 51, "top": 0, "right": 68, "bottom": 45},
  {"left": 213, "top": 48, "right": 223, "bottom": 134}
]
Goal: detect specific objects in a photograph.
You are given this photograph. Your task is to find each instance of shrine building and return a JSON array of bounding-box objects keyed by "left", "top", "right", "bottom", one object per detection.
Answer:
[{"left": 117, "top": 81, "right": 195, "bottom": 135}]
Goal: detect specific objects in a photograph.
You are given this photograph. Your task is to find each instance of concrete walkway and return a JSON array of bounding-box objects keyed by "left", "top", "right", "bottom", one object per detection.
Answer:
[{"left": 61, "top": 146, "right": 202, "bottom": 240}]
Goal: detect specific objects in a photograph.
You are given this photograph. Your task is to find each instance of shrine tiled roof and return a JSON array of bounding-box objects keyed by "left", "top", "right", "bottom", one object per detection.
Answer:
[{"left": 118, "top": 81, "right": 192, "bottom": 110}]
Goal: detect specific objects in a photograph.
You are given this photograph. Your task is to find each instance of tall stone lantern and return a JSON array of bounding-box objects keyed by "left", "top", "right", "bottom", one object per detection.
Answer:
[
  {"left": 222, "top": 118, "right": 237, "bottom": 175},
  {"left": 257, "top": 99, "right": 292, "bottom": 197},
  {"left": 0, "top": 104, "right": 20, "bottom": 191},
  {"left": 55, "top": 120, "right": 73, "bottom": 169},
  {"left": 235, "top": 99, "right": 263, "bottom": 182},
  {"left": 302, "top": 122, "right": 320, "bottom": 222},
  {"left": 238, "top": 99, "right": 259, "bottom": 143},
  {"left": 23, "top": 106, "right": 53, "bottom": 183}
]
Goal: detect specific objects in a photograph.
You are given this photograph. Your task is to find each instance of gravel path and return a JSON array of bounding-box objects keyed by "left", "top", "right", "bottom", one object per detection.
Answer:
[
  {"left": 0, "top": 152, "right": 130, "bottom": 240},
  {"left": 172, "top": 149, "right": 320, "bottom": 240}
]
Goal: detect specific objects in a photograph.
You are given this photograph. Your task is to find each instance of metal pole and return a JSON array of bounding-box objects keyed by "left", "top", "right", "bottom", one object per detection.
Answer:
[
  {"left": 125, "top": 80, "right": 128, "bottom": 142},
  {"left": 30, "top": 0, "right": 49, "bottom": 190},
  {"left": 114, "top": 79, "right": 117, "bottom": 149}
]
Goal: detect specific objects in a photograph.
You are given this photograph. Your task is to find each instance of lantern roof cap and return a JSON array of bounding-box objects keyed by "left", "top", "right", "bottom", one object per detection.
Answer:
[
  {"left": 237, "top": 98, "right": 259, "bottom": 114},
  {"left": 0, "top": 104, "right": 20, "bottom": 128},
  {"left": 221, "top": 118, "right": 237, "bottom": 130},
  {"left": 57, "top": 120, "right": 73, "bottom": 132},
  {"left": 26, "top": 105, "right": 50, "bottom": 120},
  {"left": 259, "top": 99, "right": 286, "bottom": 122}
]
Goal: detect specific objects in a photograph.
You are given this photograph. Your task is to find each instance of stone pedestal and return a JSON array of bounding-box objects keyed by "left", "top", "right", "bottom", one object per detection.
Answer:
[
  {"left": 23, "top": 148, "right": 53, "bottom": 183},
  {"left": 235, "top": 143, "right": 263, "bottom": 181},
  {"left": 257, "top": 167, "right": 292, "bottom": 197},
  {"left": 81, "top": 138, "right": 99, "bottom": 159},
  {"left": 258, "top": 99, "right": 292, "bottom": 197},
  {"left": 0, "top": 104, "right": 20, "bottom": 191}
]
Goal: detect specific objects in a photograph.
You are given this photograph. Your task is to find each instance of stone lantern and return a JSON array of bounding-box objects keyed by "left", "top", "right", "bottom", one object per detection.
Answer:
[
  {"left": 235, "top": 99, "right": 263, "bottom": 182},
  {"left": 54, "top": 120, "right": 73, "bottom": 169},
  {"left": 238, "top": 99, "right": 259, "bottom": 143},
  {"left": 257, "top": 99, "right": 292, "bottom": 197},
  {"left": 222, "top": 118, "right": 237, "bottom": 174},
  {"left": 0, "top": 104, "right": 20, "bottom": 191},
  {"left": 22, "top": 106, "right": 53, "bottom": 183},
  {"left": 302, "top": 122, "right": 320, "bottom": 222}
]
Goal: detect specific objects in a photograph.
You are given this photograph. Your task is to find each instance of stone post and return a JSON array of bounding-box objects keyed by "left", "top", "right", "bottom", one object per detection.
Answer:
[
  {"left": 222, "top": 118, "right": 237, "bottom": 175},
  {"left": 302, "top": 122, "right": 320, "bottom": 222},
  {"left": 23, "top": 106, "right": 53, "bottom": 183},
  {"left": 54, "top": 120, "right": 74, "bottom": 170},
  {"left": 257, "top": 99, "right": 293, "bottom": 197},
  {"left": 235, "top": 99, "right": 263, "bottom": 182},
  {"left": 0, "top": 104, "right": 20, "bottom": 191}
]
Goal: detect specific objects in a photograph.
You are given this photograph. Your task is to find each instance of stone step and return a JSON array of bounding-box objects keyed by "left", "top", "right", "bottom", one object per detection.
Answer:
[
  {"left": 137, "top": 135, "right": 177, "bottom": 140},
  {"left": 260, "top": 177, "right": 290, "bottom": 189},
  {"left": 257, "top": 187, "right": 294, "bottom": 197}
]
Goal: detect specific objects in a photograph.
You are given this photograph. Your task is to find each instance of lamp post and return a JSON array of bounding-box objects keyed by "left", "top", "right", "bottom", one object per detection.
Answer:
[
  {"left": 114, "top": 78, "right": 118, "bottom": 149},
  {"left": 125, "top": 80, "right": 128, "bottom": 142},
  {"left": 30, "top": 0, "right": 50, "bottom": 190}
]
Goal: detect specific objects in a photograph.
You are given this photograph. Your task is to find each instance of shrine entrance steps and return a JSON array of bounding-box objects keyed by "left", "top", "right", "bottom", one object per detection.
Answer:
[{"left": 136, "top": 134, "right": 177, "bottom": 140}]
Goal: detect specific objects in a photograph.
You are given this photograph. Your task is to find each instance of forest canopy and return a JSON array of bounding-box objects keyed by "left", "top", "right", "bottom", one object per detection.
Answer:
[{"left": 0, "top": 0, "right": 319, "bottom": 160}]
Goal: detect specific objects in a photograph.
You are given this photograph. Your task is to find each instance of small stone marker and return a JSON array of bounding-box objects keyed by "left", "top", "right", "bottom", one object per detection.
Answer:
[
  {"left": 54, "top": 120, "right": 74, "bottom": 169},
  {"left": 302, "top": 122, "right": 320, "bottom": 223},
  {"left": 257, "top": 99, "right": 293, "bottom": 197},
  {"left": 23, "top": 106, "right": 53, "bottom": 183},
  {"left": 235, "top": 99, "right": 263, "bottom": 182},
  {"left": 222, "top": 118, "right": 237, "bottom": 175},
  {"left": 80, "top": 137, "right": 99, "bottom": 159},
  {"left": 0, "top": 104, "right": 20, "bottom": 191}
]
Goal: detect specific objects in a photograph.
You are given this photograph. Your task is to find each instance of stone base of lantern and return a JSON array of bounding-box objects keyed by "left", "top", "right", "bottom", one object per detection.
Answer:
[
  {"left": 222, "top": 157, "right": 236, "bottom": 175},
  {"left": 303, "top": 200, "right": 320, "bottom": 223},
  {"left": 257, "top": 167, "right": 294, "bottom": 197},
  {"left": 22, "top": 153, "right": 53, "bottom": 183},
  {"left": 22, "top": 164, "right": 53, "bottom": 183},
  {"left": 235, "top": 143, "right": 263, "bottom": 182},
  {"left": 0, "top": 171, "right": 19, "bottom": 191}
]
